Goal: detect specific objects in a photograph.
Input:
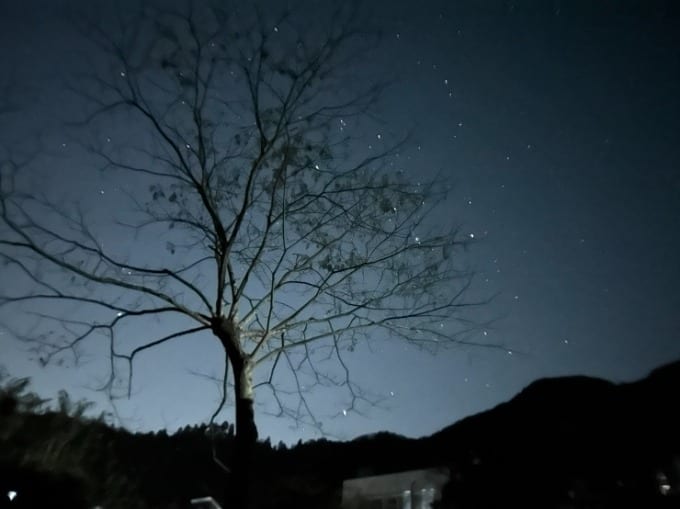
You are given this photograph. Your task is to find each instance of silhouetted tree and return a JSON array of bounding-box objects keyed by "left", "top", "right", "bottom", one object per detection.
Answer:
[{"left": 0, "top": 1, "right": 493, "bottom": 506}]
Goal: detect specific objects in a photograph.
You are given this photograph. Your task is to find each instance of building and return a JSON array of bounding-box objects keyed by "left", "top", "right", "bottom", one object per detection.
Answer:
[{"left": 342, "top": 467, "right": 449, "bottom": 509}]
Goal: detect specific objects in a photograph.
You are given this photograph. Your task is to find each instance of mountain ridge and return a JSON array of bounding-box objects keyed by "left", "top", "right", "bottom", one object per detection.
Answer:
[{"left": 2, "top": 359, "right": 678, "bottom": 508}]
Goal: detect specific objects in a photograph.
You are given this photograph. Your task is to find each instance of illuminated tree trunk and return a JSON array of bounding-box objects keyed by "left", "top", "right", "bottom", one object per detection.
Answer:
[
  {"left": 213, "top": 317, "right": 258, "bottom": 508},
  {"left": 231, "top": 355, "right": 257, "bottom": 509},
  {"left": 232, "top": 356, "right": 258, "bottom": 448}
]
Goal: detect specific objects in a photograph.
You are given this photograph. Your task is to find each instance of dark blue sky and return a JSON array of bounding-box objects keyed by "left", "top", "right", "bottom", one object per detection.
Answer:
[{"left": 1, "top": 0, "right": 679, "bottom": 444}]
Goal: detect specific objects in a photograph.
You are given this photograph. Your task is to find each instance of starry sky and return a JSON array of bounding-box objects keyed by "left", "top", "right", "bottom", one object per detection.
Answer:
[{"left": 1, "top": 0, "right": 679, "bottom": 444}]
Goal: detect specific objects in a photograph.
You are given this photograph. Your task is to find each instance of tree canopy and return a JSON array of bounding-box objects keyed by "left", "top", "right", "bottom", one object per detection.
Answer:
[{"left": 0, "top": 3, "right": 489, "bottom": 483}]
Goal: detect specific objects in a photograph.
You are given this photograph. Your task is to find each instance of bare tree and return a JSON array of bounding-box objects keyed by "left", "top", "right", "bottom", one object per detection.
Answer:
[{"left": 0, "top": 1, "right": 490, "bottom": 503}]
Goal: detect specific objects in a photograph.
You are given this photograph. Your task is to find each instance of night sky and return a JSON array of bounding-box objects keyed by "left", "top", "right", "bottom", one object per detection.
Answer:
[{"left": 1, "top": 0, "right": 679, "bottom": 445}]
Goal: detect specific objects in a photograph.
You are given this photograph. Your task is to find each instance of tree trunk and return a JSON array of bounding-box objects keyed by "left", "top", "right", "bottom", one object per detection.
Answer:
[
  {"left": 233, "top": 355, "right": 258, "bottom": 446},
  {"left": 231, "top": 354, "right": 257, "bottom": 509},
  {"left": 212, "top": 316, "right": 258, "bottom": 509}
]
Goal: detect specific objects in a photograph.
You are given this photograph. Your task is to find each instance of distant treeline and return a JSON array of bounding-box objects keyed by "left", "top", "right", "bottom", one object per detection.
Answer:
[{"left": 2, "top": 360, "right": 679, "bottom": 508}]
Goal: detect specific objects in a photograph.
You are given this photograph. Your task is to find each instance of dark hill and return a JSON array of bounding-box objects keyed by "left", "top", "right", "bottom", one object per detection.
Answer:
[
  {"left": 2, "top": 360, "right": 679, "bottom": 508},
  {"left": 424, "top": 360, "right": 680, "bottom": 508}
]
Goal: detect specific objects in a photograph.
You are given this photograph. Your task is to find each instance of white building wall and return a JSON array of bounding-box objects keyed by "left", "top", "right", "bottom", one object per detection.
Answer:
[{"left": 341, "top": 468, "right": 449, "bottom": 509}]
